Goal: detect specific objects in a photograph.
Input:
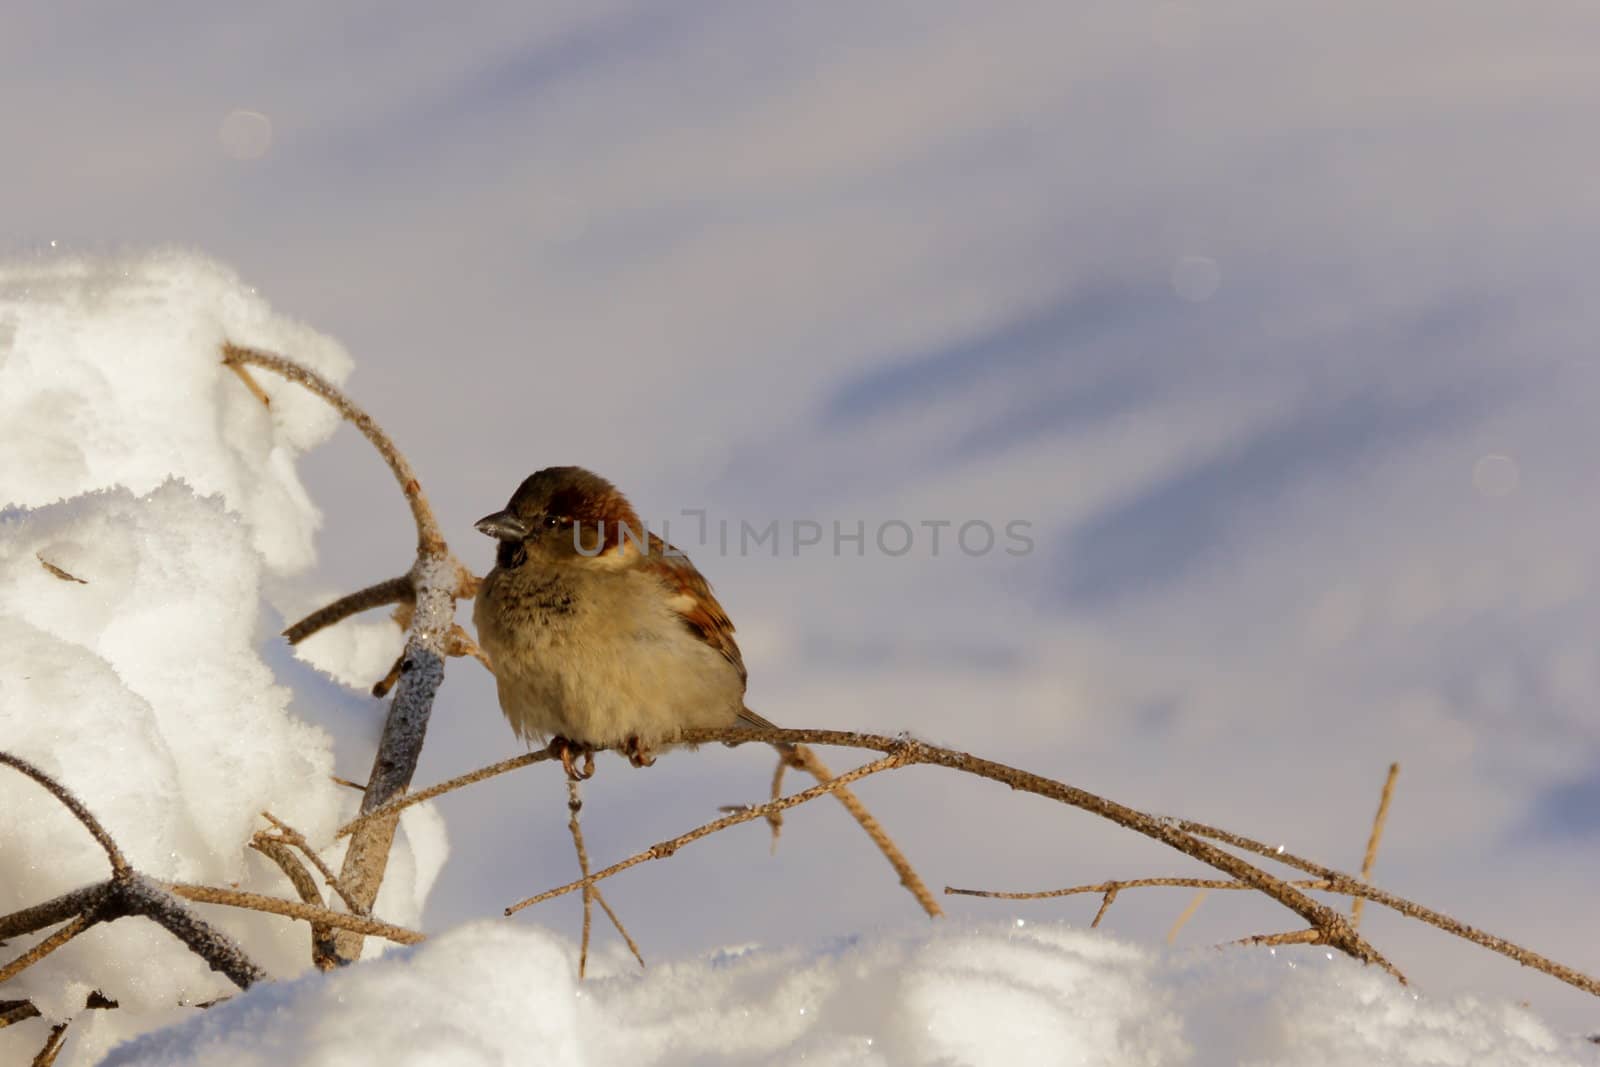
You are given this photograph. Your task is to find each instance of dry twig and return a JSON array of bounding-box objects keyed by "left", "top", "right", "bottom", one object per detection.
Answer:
[
  {"left": 1352, "top": 762, "right": 1399, "bottom": 929},
  {"left": 1166, "top": 890, "right": 1209, "bottom": 945},
  {"left": 508, "top": 751, "right": 908, "bottom": 915},
  {"left": 31, "top": 1021, "right": 69, "bottom": 1067},
  {"left": 35, "top": 554, "right": 87, "bottom": 584},
  {"left": 1227, "top": 929, "right": 1321, "bottom": 949},
  {"left": 334, "top": 750, "right": 556, "bottom": 840},
  {"left": 260, "top": 812, "right": 365, "bottom": 915},
  {"left": 778, "top": 743, "right": 942, "bottom": 918},
  {"left": 282, "top": 575, "right": 414, "bottom": 645}
]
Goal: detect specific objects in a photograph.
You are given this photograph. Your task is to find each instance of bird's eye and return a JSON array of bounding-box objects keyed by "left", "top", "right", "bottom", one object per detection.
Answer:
[{"left": 543, "top": 515, "right": 563, "bottom": 529}]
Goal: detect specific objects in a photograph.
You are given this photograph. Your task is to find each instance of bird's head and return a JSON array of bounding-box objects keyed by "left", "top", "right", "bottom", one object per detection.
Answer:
[{"left": 475, "top": 466, "right": 644, "bottom": 568}]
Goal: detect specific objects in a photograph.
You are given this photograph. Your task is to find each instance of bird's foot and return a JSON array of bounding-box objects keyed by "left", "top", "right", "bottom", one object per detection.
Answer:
[
  {"left": 549, "top": 736, "right": 596, "bottom": 780},
  {"left": 623, "top": 736, "right": 656, "bottom": 768}
]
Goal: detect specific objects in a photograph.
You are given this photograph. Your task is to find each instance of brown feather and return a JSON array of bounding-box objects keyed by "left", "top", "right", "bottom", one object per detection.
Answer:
[{"left": 640, "top": 532, "right": 748, "bottom": 687}]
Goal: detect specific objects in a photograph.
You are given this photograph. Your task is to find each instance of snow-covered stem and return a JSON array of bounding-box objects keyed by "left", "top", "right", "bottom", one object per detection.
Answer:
[
  {"left": 0, "top": 884, "right": 110, "bottom": 943},
  {"left": 220, "top": 343, "right": 478, "bottom": 965},
  {"left": 0, "top": 752, "right": 128, "bottom": 876},
  {"left": 126, "top": 876, "right": 271, "bottom": 990},
  {"left": 0, "top": 753, "right": 271, "bottom": 990},
  {"left": 328, "top": 598, "right": 448, "bottom": 962}
]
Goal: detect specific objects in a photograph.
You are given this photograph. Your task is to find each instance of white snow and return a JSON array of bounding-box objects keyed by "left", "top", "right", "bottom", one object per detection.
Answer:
[
  {"left": 101, "top": 919, "right": 1590, "bottom": 1067},
  {"left": 0, "top": 252, "right": 443, "bottom": 1066},
  {"left": 0, "top": 250, "right": 1591, "bottom": 1065}
]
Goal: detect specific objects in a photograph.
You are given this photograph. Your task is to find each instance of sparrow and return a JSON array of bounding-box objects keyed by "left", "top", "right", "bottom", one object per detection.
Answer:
[{"left": 472, "top": 466, "right": 776, "bottom": 778}]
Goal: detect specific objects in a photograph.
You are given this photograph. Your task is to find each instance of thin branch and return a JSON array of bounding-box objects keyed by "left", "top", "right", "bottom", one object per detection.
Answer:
[
  {"left": 780, "top": 743, "right": 942, "bottom": 918},
  {"left": 559, "top": 786, "right": 645, "bottom": 972},
  {"left": 1090, "top": 890, "right": 1118, "bottom": 929},
  {"left": 31, "top": 1021, "right": 69, "bottom": 1067},
  {"left": 567, "top": 779, "right": 594, "bottom": 979},
  {"left": 225, "top": 359, "right": 273, "bottom": 408},
  {"left": 334, "top": 750, "right": 554, "bottom": 839},
  {"left": 1352, "top": 762, "right": 1400, "bottom": 929},
  {"left": 164, "top": 883, "right": 423, "bottom": 946},
  {"left": 1173, "top": 819, "right": 1600, "bottom": 997},
  {"left": 945, "top": 876, "right": 1335, "bottom": 900},
  {"left": 766, "top": 750, "right": 789, "bottom": 848},
  {"left": 1227, "top": 929, "right": 1322, "bottom": 949},
  {"left": 261, "top": 812, "right": 366, "bottom": 915},
  {"left": 0, "top": 914, "right": 97, "bottom": 984},
  {"left": 0, "top": 1000, "right": 42, "bottom": 1029},
  {"left": 0, "top": 753, "right": 128, "bottom": 875},
  {"left": 282, "top": 575, "right": 413, "bottom": 645},
  {"left": 507, "top": 752, "right": 908, "bottom": 915},
  {"left": 250, "top": 832, "right": 337, "bottom": 970},
  {"left": 593, "top": 893, "right": 646, "bottom": 971},
  {"left": 1166, "top": 890, "right": 1209, "bottom": 945}
]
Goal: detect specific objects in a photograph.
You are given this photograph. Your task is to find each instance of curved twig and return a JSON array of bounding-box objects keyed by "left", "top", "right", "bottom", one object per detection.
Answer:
[
  {"left": 221, "top": 343, "right": 442, "bottom": 554},
  {"left": 0, "top": 753, "right": 128, "bottom": 876},
  {"left": 780, "top": 743, "right": 941, "bottom": 918},
  {"left": 282, "top": 575, "right": 413, "bottom": 645}
]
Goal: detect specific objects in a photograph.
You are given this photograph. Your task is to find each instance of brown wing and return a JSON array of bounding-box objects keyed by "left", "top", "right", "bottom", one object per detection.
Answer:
[{"left": 642, "top": 532, "right": 747, "bottom": 687}]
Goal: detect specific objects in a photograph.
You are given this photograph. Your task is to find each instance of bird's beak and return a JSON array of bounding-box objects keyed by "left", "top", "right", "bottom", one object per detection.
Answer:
[{"left": 475, "top": 510, "right": 532, "bottom": 541}]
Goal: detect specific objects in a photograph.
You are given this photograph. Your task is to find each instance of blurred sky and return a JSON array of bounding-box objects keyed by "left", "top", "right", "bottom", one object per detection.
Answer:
[{"left": 7, "top": 1, "right": 1600, "bottom": 1029}]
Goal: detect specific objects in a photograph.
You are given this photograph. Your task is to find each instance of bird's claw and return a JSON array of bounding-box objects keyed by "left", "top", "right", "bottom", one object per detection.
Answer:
[
  {"left": 623, "top": 736, "right": 656, "bottom": 768},
  {"left": 549, "top": 737, "right": 595, "bottom": 781}
]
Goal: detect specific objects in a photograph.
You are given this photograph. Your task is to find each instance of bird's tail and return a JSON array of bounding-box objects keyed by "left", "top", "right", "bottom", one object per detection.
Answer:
[{"left": 738, "top": 705, "right": 779, "bottom": 731}]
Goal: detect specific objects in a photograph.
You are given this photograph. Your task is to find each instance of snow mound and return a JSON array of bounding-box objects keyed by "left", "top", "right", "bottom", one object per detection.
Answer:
[
  {"left": 0, "top": 250, "right": 350, "bottom": 573},
  {"left": 0, "top": 251, "right": 444, "bottom": 1066},
  {"left": 102, "top": 919, "right": 1587, "bottom": 1067}
]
